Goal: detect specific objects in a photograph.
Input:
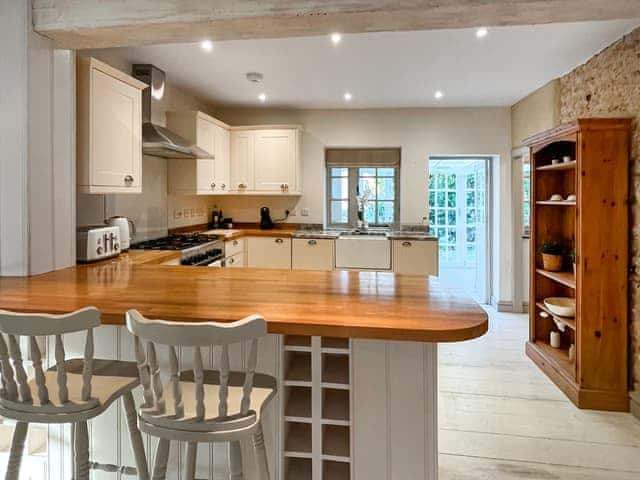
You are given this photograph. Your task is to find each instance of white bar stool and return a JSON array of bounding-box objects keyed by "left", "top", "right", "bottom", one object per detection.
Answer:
[
  {"left": 0, "top": 307, "right": 149, "bottom": 480},
  {"left": 126, "top": 309, "right": 277, "bottom": 480}
]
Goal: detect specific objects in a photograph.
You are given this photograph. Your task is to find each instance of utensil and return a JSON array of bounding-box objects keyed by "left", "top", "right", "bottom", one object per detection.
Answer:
[{"left": 544, "top": 297, "right": 576, "bottom": 317}]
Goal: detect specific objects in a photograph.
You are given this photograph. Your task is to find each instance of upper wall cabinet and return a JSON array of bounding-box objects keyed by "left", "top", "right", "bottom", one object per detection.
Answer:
[
  {"left": 230, "top": 127, "right": 302, "bottom": 194},
  {"left": 77, "top": 57, "right": 146, "bottom": 194},
  {"left": 166, "top": 111, "right": 231, "bottom": 195}
]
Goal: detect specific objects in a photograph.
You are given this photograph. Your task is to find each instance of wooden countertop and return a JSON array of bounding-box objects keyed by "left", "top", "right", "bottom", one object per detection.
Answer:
[{"left": 0, "top": 257, "right": 487, "bottom": 343}]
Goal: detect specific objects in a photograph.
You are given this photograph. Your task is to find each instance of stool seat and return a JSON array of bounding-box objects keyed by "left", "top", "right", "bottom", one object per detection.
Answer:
[{"left": 0, "top": 359, "right": 139, "bottom": 420}]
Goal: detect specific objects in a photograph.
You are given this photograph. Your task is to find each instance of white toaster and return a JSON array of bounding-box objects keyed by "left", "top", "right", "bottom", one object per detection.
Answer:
[{"left": 77, "top": 226, "right": 121, "bottom": 262}]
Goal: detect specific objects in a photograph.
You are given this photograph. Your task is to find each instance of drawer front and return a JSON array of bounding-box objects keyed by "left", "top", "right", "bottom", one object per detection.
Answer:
[
  {"left": 335, "top": 237, "right": 391, "bottom": 270},
  {"left": 225, "top": 252, "right": 245, "bottom": 268},
  {"left": 392, "top": 239, "right": 438, "bottom": 275},
  {"left": 247, "top": 237, "right": 292, "bottom": 269},
  {"left": 292, "top": 238, "right": 335, "bottom": 271},
  {"left": 225, "top": 238, "right": 245, "bottom": 257}
]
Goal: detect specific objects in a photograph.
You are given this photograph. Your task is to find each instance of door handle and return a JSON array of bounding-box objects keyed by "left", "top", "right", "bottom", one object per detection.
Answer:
[
  {"left": 124, "top": 175, "right": 134, "bottom": 185},
  {"left": 308, "top": 240, "right": 317, "bottom": 245}
]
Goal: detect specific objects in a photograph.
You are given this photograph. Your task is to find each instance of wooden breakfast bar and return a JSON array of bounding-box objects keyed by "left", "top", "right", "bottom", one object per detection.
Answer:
[{"left": 0, "top": 253, "right": 487, "bottom": 480}]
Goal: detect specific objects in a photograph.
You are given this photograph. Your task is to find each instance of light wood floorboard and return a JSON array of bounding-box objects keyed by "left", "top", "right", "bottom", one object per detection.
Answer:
[{"left": 439, "top": 306, "right": 640, "bottom": 479}]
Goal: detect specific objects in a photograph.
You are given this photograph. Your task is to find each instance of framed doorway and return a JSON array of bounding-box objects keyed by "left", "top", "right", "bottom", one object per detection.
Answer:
[{"left": 428, "top": 156, "right": 492, "bottom": 303}]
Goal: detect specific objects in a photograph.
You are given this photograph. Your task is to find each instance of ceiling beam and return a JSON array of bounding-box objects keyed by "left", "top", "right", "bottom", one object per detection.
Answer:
[{"left": 34, "top": 0, "right": 640, "bottom": 49}]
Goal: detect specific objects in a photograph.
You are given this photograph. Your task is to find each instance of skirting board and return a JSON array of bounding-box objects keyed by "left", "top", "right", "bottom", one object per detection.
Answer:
[{"left": 492, "top": 298, "right": 529, "bottom": 313}]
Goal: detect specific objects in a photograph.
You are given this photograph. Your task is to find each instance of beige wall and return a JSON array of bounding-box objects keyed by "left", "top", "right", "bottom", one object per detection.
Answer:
[
  {"left": 511, "top": 80, "right": 561, "bottom": 147},
  {"left": 76, "top": 48, "right": 218, "bottom": 240},
  {"left": 557, "top": 26, "right": 640, "bottom": 406},
  {"left": 212, "top": 107, "right": 513, "bottom": 304}
]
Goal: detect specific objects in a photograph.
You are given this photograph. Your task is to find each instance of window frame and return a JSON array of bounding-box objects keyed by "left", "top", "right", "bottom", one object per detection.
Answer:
[{"left": 326, "top": 166, "right": 400, "bottom": 228}]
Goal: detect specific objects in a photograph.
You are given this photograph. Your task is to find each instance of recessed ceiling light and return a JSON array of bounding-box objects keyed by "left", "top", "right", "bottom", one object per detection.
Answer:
[
  {"left": 476, "top": 27, "right": 488, "bottom": 38},
  {"left": 258, "top": 93, "right": 267, "bottom": 103},
  {"left": 331, "top": 33, "right": 342, "bottom": 45},
  {"left": 344, "top": 92, "right": 352, "bottom": 102},
  {"left": 200, "top": 39, "right": 214, "bottom": 51},
  {"left": 434, "top": 90, "right": 444, "bottom": 100}
]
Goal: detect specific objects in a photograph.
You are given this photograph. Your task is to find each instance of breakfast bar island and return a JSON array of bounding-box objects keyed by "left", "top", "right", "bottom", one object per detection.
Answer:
[{"left": 0, "top": 252, "right": 488, "bottom": 480}]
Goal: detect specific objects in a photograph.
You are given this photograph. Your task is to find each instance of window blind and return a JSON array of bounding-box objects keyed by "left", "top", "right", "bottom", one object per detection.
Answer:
[{"left": 326, "top": 148, "right": 400, "bottom": 168}]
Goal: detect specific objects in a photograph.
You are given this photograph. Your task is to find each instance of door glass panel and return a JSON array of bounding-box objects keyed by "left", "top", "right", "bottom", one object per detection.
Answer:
[
  {"left": 377, "top": 201, "right": 394, "bottom": 224},
  {"left": 377, "top": 177, "right": 395, "bottom": 200},
  {"left": 331, "top": 178, "right": 348, "bottom": 199}
]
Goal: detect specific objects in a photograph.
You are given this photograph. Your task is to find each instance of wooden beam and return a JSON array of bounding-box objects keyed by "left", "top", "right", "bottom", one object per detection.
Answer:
[{"left": 33, "top": 0, "right": 640, "bottom": 49}]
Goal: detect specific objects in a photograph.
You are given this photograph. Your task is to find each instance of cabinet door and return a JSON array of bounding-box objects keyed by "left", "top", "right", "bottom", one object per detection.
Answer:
[
  {"left": 195, "top": 118, "right": 217, "bottom": 192},
  {"left": 91, "top": 68, "right": 141, "bottom": 189},
  {"left": 230, "top": 130, "right": 254, "bottom": 190},
  {"left": 292, "top": 239, "right": 334, "bottom": 271},
  {"left": 214, "top": 125, "right": 231, "bottom": 192},
  {"left": 254, "top": 129, "right": 295, "bottom": 191},
  {"left": 225, "top": 253, "right": 245, "bottom": 268},
  {"left": 392, "top": 240, "right": 439, "bottom": 275},
  {"left": 247, "top": 237, "right": 292, "bottom": 269}
]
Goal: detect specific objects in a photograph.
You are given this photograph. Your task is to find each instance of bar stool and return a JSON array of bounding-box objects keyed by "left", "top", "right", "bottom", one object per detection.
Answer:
[
  {"left": 125, "top": 309, "right": 277, "bottom": 480},
  {"left": 0, "top": 307, "right": 149, "bottom": 480}
]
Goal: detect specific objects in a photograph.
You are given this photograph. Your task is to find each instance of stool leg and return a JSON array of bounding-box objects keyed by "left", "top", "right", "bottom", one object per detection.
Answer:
[
  {"left": 122, "top": 391, "right": 150, "bottom": 480},
  {"left": 183, "top": 442, "right": 197, "bottom": 480},
  {"left": 5, "top": 422, "right": 28, "bottom": 480},
  {"left": 152, "top": 439, "right": 170, "bottom": 480},
  {"left": 252, "top": 423, "right": 269, "bottom": 480},
  {"left": 74, "top": 421, "right": 90, "bottom": 480},
  {"left": 228, "top": 440, "right": 243, "bottom": 480}
]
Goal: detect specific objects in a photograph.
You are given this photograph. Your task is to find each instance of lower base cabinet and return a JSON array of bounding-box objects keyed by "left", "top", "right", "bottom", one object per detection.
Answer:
[
  {"left": 247, "top": 237, "right": 292, "bottom": 269},
  {"left": 292, "top": 238, "right": 335, "bottom": 271},
  {"left": 392, "top": 239, "right": 438, "bottom": 275}
]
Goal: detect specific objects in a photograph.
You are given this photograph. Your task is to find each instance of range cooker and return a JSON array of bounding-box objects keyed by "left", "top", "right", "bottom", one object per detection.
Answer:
[{"left": 130, "top": 234, "right": 224, "bottom": 266}]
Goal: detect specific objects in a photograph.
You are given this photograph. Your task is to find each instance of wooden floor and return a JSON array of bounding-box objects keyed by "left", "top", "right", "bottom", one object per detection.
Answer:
[{"left": 438, "top": 306, "right": 640, "bottom": 480}]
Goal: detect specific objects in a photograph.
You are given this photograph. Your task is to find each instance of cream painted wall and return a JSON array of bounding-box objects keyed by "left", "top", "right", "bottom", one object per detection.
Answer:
[
  {"left": 76, "top": 49, "right": 219, "bottom": 240},
  {"left": 211, "top": 107, "right": 513, "bottom": 304},
  {"left": 511, "top": 80, "right": 560, "bottom": 147}
]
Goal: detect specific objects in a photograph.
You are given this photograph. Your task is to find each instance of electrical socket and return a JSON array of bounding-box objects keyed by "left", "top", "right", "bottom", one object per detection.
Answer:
[
  {"left": 301, "top": 208, "right": 310, "bottom": 217},
  {"left": 173, "top": 210, "right": 183, "bottom": 220},
  {"left": 183, "top": 208, "right": 190, "bottom": 219}
]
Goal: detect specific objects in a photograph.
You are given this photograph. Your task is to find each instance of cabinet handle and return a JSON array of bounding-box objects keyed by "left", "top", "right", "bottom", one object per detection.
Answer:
[
  {"left": 402, "top": 241, "right": 412, "bottom": 247},
  {"left": 238, "top": 183, "right": 247, "bottom": 189},
  {"left": 233, "top": 240, "right": 238, "bottom": 246},
  {"left": 308, "top": 239, "right": 317, "bottom": 245},
  {"left": 211, "top": 182, "right": 216, "bottom": 189},
  {"left": 221, "top": 184, "right": 226, "bottom": 190},
  {"left": 124, "top": 175, "right": 134, "bottom": 185},
  {"left": 275, "top": 238, "right": 284, "bottom": 244},
  {"left": 228, "top": 257, "right": 235, "bottom": 264}
]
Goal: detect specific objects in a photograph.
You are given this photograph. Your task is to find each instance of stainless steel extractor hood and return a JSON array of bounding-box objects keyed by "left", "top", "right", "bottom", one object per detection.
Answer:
[{"left": 132, "top": 64, "right": 212, "bottom": 159}]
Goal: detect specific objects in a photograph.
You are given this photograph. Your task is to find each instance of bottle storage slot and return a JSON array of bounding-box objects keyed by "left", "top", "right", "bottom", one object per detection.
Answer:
[
  {"left": 285, "top": 421, "right": 312, "bottom": 455},
  {"left": 322, "top": 388, "right": 350, "bottom": 423},
  {"left": 285, "top": 351, "right": 312, "bottom": 383},
  {"left": 321, "top": 337, "right": 349, "bottom": 351},
  {"left": 285, "top": 457, "right": 312, "bottom": 480},
  {"left": 285, "top": 335, "right": 312, "bottom": 350},
  {"left": 322, "top": 424, "right": 350, "bottom": 459},
  {"left": 322, "top": 353, "right": 350, "bottom": 387},
  {"left": 285, "top": 386, "right": 312, "bottom": 420},
  {"left": 323, "top": 460, "right": 350, "bottom": 480}
]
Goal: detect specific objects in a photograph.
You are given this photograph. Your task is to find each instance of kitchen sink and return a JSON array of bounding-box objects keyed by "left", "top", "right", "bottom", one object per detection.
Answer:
[{"left": 338, "top": 229, "right": 389, "bottom": 237}]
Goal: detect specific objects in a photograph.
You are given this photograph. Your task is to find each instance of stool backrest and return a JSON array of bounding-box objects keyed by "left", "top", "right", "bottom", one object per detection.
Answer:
[
  {"left": 0, "top": 307, "right": 100, "bottom": 409},
  {"left": 125, "top": 309, "right": 267, "bottom": 423}
]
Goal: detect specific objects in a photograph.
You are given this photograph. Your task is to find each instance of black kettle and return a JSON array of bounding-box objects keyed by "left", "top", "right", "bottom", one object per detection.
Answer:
[{"left": 260, "top": 206, "right": 274, "bottom": 230}]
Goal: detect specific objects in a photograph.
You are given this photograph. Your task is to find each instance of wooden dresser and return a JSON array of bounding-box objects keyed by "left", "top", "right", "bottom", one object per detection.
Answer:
[{"left": 525, "top": 118, "right": 631, "bottom": 411}]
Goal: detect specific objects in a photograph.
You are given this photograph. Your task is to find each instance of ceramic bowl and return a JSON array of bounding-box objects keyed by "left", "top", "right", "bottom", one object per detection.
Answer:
[
  {"left": 566, "top": 194, "right": 576, "bottom": 202},
  {"left": 562, "top": 156, "right": 572, "bottom": 163},
  {"left": 551, "top": 159, "right": 560, "bottom": 165},
  {"left": 544, "top": 297, "right": 576, "bottom": 317},
  {"left": 549, "top": 194, "right": 563, "bottom": 202}
]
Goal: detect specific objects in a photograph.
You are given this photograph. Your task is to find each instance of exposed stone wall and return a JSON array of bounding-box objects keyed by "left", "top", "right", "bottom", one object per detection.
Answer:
[{"left": 559, "top": 26, "right": 640, "bottom": 394}]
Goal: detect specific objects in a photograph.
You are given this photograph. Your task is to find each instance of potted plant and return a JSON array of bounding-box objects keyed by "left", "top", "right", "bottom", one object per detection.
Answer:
[
  {"left": 568, "top": 248, "right": 576, "bottom": 275},
  {"left": 539, "top": 240, "right": 563, "bottom": 272}
]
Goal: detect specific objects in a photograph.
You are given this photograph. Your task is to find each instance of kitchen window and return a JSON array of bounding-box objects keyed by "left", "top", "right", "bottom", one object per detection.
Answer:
[{"left": 326, "top": 148, "right": 400, "bottom": 227}]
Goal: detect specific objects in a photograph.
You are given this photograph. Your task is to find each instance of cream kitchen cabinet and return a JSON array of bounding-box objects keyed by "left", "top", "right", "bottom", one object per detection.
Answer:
[
  {"left": 166, "top": 111, "right": 231, "bottom": 194},
  {"left": 77, "top": 57, "right": 146, "bottom": 194},
  {"left": 230, "top": 127, "right": 301, "bottom": 194},
  {"left": 247, "top": 237, "right": 292, "bottom": 269},
  {"left": 392, "top": 239, "right": 439, "bottom": 275},
  {"left": 292, "top": 238, "right": 335, "bottom": 271},
  {"left": 224, "top": 238, "right": 245, "bottom": 268}
]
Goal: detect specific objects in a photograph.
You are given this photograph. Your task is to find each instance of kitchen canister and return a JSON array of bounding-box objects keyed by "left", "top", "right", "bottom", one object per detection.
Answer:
[{"left": 550, "top": 331, "right": 562, "bottom": 348}]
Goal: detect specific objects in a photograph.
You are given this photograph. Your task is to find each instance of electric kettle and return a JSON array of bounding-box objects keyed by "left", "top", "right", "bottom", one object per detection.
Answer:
[{"left": 105, "top": 216, "right": 136, "bottom": 251}]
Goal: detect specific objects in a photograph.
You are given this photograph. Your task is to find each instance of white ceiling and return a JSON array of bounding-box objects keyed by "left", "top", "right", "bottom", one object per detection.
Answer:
[{"left": 106, "top": 19, "right": 640, "bottom": 109}]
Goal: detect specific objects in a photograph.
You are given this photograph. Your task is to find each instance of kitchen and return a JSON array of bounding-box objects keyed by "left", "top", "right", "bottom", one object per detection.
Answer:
[{"left": 2, "top": 2, "right": 640, "bottom": 480}]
